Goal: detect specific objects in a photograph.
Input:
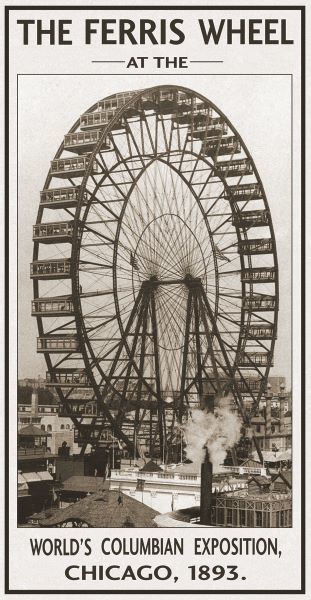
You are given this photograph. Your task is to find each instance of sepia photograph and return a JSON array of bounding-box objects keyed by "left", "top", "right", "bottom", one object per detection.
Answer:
[{"left": 17, "top": 76, "right": 293, "bottom": 530}]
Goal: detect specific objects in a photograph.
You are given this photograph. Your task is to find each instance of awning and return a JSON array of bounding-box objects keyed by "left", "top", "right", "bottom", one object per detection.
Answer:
[
  {"left": 276, "top": 450, "right": 292, "bottom": 461},
  {"left": 18, "top": 472, "right": 27, "bottom": 484},
  {"left": 22, "top": 472, "right": 42, "bottom": 482},
  {"left": 22, "top": 471, "right": 53, "bottom": 483},
  {"left": 262, "top": 450, "right": 292, "bottom": 463},
  {"left": 18, "top": 473, "right": 30, "bottom": 496},
  {"left": 37, "top": 471, "right": 53, "bottom": 481}
]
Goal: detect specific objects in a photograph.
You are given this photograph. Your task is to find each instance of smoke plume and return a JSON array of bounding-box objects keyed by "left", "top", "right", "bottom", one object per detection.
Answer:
[{"left": 184, "top": 402, "right": 241, "bottom": 468}]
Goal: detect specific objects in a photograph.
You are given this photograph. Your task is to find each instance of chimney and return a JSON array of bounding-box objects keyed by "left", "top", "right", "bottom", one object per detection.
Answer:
[
  {"left": 279, "top": 383, "right": 286, "bottom": 433},
  {"left": 31, "top": 387, "right": 39, "bottom": 417},
  {"left": 200, "top": 449, "right": 213, "bottom": 525}
]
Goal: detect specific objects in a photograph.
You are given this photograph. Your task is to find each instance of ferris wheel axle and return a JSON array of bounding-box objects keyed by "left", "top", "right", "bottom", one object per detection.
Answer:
[{"left": 141, "top": 275, "right": 202, "bottom": 288}]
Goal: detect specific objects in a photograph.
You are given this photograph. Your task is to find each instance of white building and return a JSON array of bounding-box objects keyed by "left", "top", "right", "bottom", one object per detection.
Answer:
[
  {"left": 108, "top": 462, "right": 266, "bottom": 514},
  {"left": 18, "top": 388, "right": 79, "bottom": 454}
]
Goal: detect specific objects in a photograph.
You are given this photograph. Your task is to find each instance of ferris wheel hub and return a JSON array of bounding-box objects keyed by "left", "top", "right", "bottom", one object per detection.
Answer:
[{"left": 141, "top": 275, "right": 202, "bottom": 289}]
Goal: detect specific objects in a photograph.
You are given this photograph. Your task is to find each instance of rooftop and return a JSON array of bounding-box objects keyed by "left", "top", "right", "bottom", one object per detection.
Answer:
[
  {"left": 60, "top": 476, "right": 107, "bottom": 494},
  {"left": 272, "top": 470, "right": 292, "bottom": 488},
  {"left": 19, "top": 424, "right": 51, "bottom": 437},
  {"left": 240, "top": 458, "right": 262, "bottom": 468},
  {"left": 39, "top": 490, "right": 159, "bottom": 528},
  {"left": 18, "top": 448, "right": 56, "bottom": 460},
  {"left": 262, "top": 450, "right": 292, "bottom": 463},
  {"left": 139, "top": 460, "right": 163, "bottom": 473},
  {"left": 248, "top": 475, "right": 271, "bottom": 486}
]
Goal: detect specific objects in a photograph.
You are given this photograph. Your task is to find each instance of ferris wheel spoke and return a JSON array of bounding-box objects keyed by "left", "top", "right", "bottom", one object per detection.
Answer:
[
  {"left": 217, "top": 288, "right": 242, "bottom": 303},
  {"left": 214, "top": 314, "right": 240, "bottom": 348},
  {"left": 109, "top": 138, "right": 136, "bottom": 182},
  {"left": 153, "top": 290, "right": 185, "bottom": 338},
  {"left": 84, "top": 315, "right": 119, "bottom": 336},
  {"left": 42, "top": 318, "right": 77, "bottom": 336},
  {"left": 143, "top": 115, "right": 157, "bottom": 155},
  {"left": 216, "top": 297, "right": 242, "bottom": 317},
  {"left": 81, "top": 223, "right": 115, "bottom": 244},
  {"left": 91, "top": 194, "right": 121, "bottom": 221},
  {"left": 155, "top": 288, "right": 187, "bottom": 344},
  {"left": 217, "top": 312, "right": 242, "bottom": 329},
  {"left": 211, "top": 213, "right": 235, "bottom": 235},
  {"left": 124, "top": 125, "right": 148, "bottom": 168},
  {"left": 93, "top": 153, "right": 109, "bottom": 174},
  {"left": 158, "top": 113, "right": 170, "bottom": 154}
]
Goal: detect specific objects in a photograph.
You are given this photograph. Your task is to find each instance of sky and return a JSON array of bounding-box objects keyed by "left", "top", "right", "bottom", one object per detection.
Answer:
[{"left": 17, "top": 74, "right": 291, "bottom": 383}]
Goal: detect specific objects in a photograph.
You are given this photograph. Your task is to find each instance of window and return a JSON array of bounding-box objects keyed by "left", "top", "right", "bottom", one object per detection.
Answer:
[
  {"left": 41, "top": 425, "right": 46, "bottom": 431},
  {"left": 263, "top": 512, "right": 270, "bottom": 527},
  {"left": 216, "top": 507, "right": 224, "bottom": 525},
  {"left": 256, "top": 511, "right": 263, "bottom": 527},
  {"left": 227, "top": 509, "right": 233, "bottom": 525},
  {"left": 47, "top": 424, "right": 52, "bottom": 432},
  {"left": 66, "top": 424, "right": 70, "bottom": 430},
  {"left": 60, "top": 424, "right": 65, "bottom": 430},
  {"left": 239, "top": 510, "right": 246, "bottom": 526}
]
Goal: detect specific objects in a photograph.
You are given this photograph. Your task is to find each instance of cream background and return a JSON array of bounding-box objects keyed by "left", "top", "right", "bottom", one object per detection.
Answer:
[{"left": 3, "top": 1, "right": 305, "bottom": 595}]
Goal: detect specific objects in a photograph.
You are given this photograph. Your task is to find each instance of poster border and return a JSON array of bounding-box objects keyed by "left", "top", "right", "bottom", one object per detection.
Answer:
[{"left": 4, "top": 4, "right": 306, "bottom": 595}]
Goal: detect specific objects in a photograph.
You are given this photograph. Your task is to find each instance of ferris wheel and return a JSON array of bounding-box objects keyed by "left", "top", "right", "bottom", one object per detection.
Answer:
[{"left": 31, "top": 84, "right": 278, "bottom": 462}]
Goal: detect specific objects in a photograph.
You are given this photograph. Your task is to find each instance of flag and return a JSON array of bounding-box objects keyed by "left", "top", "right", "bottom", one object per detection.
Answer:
[
  {"left": 52, "top": 487, "right": 58, "bottom": 503},
  {"left": 136, "top": 478, "right": 145, "bottom": 491},
  {"left": 215, "top": 245, "right": 231, "bottom": 263},
  {"left": 130, "top": 251, "right": 139, "bottom": 271}
]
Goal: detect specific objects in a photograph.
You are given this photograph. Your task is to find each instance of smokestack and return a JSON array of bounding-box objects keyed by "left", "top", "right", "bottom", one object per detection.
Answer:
[
  {"left": 31, "top": 387, "right": 39, "bottom": 417},
  {"left": 200, "top": 449, "right": 213, "bottom": 525}
]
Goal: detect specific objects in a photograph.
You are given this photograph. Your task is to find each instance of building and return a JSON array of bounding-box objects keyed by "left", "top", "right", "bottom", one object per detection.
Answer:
[
  {"left": 18, "top": 384, "right": 79, "bottom": 455},
  {"left": 272, "top": 470, "right": 292, "bottom": 493},
  {"left": 38, "top": 489, "right": 159, "bottom": 528},
  {"left": 108, "top": 460, "right": 268, "bottom": 514},
  {"left": 56, "top": 476, "right": 106, "bottom": 507},
  {"left": 261, "top": 450, "right": 292, "bottom": 472},
  {"left": 211, "top": 491, "right": 292, "bottom": 527},
  {"left": 18, "top": 376, "right": 46, "bottom": 388},
  {"left": 267, "top": 376, "right": 287, "bottom": 396},
  {"left": 18, "top": 425, "right": 56, "bottom": 524},
  {"left": 248, "top": 382, "right": 292, "bottom": 454},
  {"left": 18, "top": 439, "right": 109, "bottom": 523},
  {"left": 155, "top": 470, "right": 292, "bottom": 528}
]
